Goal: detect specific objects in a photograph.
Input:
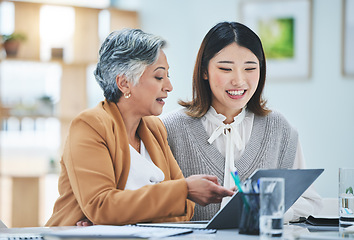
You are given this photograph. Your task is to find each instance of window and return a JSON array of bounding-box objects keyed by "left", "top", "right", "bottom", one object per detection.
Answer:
[{"left": 40, "top": 5, "right": 75, "bottom": 62}]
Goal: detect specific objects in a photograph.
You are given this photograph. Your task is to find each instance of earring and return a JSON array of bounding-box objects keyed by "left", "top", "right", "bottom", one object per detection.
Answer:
[{"left": 124, "top": 92, "right": 131, "bottom": 99}]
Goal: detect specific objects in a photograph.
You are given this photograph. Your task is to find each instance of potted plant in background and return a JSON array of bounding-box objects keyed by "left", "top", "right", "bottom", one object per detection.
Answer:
[
  {"left": 1, "top": 32, "right": 27, "bottom": 57},
  {"left": 37, "top": 95, "right": 55, "bottom": 116}
]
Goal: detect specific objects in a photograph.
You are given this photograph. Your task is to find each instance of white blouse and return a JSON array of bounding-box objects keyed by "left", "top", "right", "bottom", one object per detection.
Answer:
[
  {"left": 124, "top": 141, "right": 165, "bottom": 191},
  {"left": 201, "top": 107, "right": 322, "bottom": 222}
]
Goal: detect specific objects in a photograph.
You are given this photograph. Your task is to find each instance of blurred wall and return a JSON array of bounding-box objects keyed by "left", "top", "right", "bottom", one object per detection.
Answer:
[{"left": 137, "top": 0, "right": 354, "bottom": 198}]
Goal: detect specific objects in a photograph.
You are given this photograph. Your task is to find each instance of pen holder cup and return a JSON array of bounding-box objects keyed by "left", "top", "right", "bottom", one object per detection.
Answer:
[{"left": 239, "top": 192, "right": 260, "bottom": 235}]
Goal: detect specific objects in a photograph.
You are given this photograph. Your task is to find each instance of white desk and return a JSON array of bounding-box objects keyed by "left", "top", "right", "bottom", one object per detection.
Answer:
[
  {"left": 163, "top": 224, "right": 316, "bottom": 240},
  {"left": 0, "top": 224, "right": 341, "bottom": 240}
]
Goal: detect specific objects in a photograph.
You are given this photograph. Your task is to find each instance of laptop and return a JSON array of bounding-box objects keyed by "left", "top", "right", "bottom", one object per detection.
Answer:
[{"left": 138, "top": 168, "right": 324, "bottom": 230}]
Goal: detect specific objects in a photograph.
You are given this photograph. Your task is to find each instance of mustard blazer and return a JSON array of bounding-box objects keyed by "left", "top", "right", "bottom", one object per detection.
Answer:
[{"left": 46, "top": 100, "right": 194, "bottom": 226}]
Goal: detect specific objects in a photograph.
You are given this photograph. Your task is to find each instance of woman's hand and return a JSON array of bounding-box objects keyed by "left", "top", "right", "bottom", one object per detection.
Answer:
[
  {"left": 185, "top": 175, "right": 234, "bottom": 206},
  {"left": 76, "top": 218, "right": 94, "bottom": 226}
]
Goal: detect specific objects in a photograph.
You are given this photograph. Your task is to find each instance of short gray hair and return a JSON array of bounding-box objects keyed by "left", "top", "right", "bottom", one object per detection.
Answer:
[{"left": 94, "top": 28, "right": 166, "bottom": 103}]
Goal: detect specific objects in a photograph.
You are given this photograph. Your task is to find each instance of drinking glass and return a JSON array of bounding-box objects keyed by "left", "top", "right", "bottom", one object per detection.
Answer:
[
  {"left": 339, "top": 168, "right": 354, "bottom": 230},
  {"left": 259, "top": 178, "right": 284, "bottom": 240}
]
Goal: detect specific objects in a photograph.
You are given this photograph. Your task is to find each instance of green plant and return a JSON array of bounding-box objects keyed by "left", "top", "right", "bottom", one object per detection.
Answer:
[
  {"left": 39, "top": 95, "right": 53, "bottom": 102},
  {"left": 2, "top": 32, "right": 27, "bottom": 43}
]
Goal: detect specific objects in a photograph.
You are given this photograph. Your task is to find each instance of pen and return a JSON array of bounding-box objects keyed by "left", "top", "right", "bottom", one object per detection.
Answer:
[
  {"left": 230, "top": 170, "right": 243, "bottom": 193},
  {"left": 231, "top": 168, "right": 250, "bottom": 210}
]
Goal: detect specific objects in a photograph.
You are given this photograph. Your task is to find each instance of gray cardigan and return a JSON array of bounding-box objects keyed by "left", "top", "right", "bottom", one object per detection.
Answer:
[{"left": 161, "top": 108, "right": 298, "bottom": 221}]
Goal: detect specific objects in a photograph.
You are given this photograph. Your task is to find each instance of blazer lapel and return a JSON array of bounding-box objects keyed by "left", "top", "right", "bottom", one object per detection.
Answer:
[{"left": 102, "top": 100, "right": 131, "bottom": 189}]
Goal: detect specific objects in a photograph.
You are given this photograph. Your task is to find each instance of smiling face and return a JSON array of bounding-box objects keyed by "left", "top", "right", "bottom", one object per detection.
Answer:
[
  {"left": 207, "top": 42, "right": 260, "bottom": 119},
  {"left": 130, "top": 50, "right": 172, "bottom": 117}
]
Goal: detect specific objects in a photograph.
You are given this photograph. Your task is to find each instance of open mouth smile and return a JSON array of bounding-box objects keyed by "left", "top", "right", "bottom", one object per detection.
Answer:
[
  {"left": 226, "top": 90, "right": 246, "bottom": 96},
  {"left": 156, "top": 98, "right": 165, "bottom": 104}
]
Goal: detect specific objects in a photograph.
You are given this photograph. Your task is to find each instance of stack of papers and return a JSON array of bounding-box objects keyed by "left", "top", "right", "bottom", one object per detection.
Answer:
[{"left": 42, "top": 225, "right": 192, "bottom": 239}]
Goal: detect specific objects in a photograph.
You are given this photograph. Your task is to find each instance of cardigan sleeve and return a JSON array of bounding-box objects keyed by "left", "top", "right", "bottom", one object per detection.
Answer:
[{"left": 63, "top": 113, "right": 193, "bottom": 225}]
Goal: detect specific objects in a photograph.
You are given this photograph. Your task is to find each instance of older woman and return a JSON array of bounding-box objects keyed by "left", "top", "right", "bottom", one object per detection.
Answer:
[{"left": 46, "top": 29, "right": 233, "bottom": 226}]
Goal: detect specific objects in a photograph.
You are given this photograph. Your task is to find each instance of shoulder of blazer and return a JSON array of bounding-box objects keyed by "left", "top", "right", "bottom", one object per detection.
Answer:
[
  {"left": 69, "top": 101, "right": 120, "bottom": 141},
  {"left": 74, "top": 105, "right": 112, "bottom": 126}
]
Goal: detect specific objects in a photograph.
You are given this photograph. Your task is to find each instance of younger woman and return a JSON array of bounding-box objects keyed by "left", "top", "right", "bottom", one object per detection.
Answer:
[{"left": 162, "top": 21, "right": 322, "bottom": 222}]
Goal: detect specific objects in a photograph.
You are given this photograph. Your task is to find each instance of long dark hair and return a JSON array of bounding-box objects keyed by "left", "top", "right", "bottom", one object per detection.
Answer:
[{"left": 180, "top": 21, "right": 270, "bottom": 117}]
